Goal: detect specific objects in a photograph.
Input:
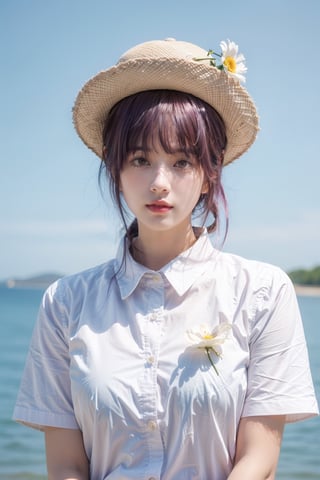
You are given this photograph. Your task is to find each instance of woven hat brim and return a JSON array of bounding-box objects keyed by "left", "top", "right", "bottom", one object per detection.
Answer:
[{"left": 73, "top": 58, "right": 259, "bottom": 165}]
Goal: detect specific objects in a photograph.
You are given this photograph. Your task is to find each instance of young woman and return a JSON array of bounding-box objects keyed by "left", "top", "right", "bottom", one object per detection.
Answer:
[{"left": 14, "top": 38, "right": 318, "bottom": 480}]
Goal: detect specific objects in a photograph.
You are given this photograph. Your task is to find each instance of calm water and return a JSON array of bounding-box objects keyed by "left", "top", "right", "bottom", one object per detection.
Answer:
[{"left": 0, "top": 286, "right": 319, "bottom": 479}]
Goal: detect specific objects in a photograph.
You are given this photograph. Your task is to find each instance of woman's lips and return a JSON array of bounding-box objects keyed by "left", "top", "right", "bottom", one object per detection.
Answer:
[{"left": 146, "top": 201, "right": 173, "bottom": 213}]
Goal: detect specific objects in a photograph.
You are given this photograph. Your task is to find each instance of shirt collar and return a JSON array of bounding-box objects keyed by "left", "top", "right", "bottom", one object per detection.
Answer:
[{"left": 115, "top": 229, "right": 217, "bottom": 299}]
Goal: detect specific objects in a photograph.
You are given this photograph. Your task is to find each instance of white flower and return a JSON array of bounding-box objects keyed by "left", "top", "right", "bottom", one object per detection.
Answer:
[
  {"left": 194, "top": 40, "right": 247, "bottom": 83},
  {"left": 220, "top": 39, "right": 247, "bottom": 83},
  {"left": 186, "top": 323, "right": 232, "bottom": 374}
]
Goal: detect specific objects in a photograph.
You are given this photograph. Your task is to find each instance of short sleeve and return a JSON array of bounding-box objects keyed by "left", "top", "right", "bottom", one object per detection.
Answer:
[
  {"left": 242, "top": 268, "right": 319, "bottom": 423},
  {"left": 13, "top": 281, "right": 79, "bottom": 430}
]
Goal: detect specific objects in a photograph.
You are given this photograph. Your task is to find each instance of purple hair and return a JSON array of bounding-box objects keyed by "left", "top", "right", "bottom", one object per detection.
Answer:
[{"left": 100, "top": 90, "right": 228, "bottom": 241}]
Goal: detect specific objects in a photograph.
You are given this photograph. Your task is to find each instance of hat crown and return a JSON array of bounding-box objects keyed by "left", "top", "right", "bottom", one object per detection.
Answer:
[{"left": 118, "top": 38, "right": 208, "bottom": 65}]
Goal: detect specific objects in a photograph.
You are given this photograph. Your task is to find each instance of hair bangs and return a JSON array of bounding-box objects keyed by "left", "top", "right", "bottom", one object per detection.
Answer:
[{"left": 126, "top": 93, "right": 203, "bottom": 159}]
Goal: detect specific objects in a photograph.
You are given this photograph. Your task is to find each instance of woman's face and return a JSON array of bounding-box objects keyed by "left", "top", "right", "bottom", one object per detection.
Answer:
[{"left": 119, "top": 135, "right": 207, "bottom": 237}]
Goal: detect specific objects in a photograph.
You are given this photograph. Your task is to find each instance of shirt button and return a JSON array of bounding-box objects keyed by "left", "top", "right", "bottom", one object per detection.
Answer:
[
  {"left": 147, "top": 420, "right": 157, "bottom": 431},
  {"left": 148, "top": 477, "right": 157, "bottom": 480},
  {"left": 147, "top": 355, "right": 155, "bottom": 364}
]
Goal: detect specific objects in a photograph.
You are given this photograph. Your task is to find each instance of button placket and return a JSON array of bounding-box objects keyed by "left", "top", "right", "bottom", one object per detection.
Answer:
[{"left": 138, "top": 274, "right": 165, "bottom": 478}]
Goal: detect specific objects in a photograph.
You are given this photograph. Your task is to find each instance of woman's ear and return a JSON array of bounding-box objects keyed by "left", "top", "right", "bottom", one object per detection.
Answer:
[{"left": 201, "top": 180, "right": 209, "bottom": 195}]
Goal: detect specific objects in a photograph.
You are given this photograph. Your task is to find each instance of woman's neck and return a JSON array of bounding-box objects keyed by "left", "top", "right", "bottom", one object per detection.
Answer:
[{"left": 131, "top": 224, "right": 201, "bottom": 270}]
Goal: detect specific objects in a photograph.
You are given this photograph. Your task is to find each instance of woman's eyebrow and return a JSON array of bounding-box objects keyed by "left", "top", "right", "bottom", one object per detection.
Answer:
[
  {"left": 128, "top": 146, "right": 150, "bottom": 153},
  {"left": 170, "top": 148, "right": 195, "bottom": 156},
  {"left": 128, "top": 146, "right": 195, "bottom": 156}
]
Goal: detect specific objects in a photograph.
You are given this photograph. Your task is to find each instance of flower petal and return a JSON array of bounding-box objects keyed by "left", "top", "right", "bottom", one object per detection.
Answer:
[{"left": 186, "top": 322, "right": 232, "bottom": 349}]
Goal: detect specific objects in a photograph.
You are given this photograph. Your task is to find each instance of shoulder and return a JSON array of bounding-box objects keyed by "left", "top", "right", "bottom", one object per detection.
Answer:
[
  {"left": 43, "top": 259, "right": 117, "bottom": 307},
  {"left": 37, "top": 259, "right": 119, "bottom": 333},
  {"left": 216, "top": 250, "right": 291, "bottom": 289},
  {"left": 212, "top": 250, "right": 296, "bottom": 316}
]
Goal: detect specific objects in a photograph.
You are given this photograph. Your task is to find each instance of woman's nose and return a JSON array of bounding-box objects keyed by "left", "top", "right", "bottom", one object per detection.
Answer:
[{"left": 150, "top": 168, "right": 170, "bottom": 193}]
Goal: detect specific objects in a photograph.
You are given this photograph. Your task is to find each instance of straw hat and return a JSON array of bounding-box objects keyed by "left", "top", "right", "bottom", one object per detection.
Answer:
[{"left": 73, "top": 38, "right": 259, "bottom": 165}]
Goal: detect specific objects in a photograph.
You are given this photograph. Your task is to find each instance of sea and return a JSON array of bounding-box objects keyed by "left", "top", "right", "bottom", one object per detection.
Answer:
[{"left": 0, "top": 285, "right": 319, "bottom": 479}]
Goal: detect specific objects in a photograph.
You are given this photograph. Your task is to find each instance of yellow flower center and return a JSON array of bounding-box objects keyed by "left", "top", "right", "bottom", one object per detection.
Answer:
[
  {"left": 223, "top": 56, "right": 237, "bottom": 73},
  {"left": 203, "top": 333, "right": 214, "bottom": 340}
]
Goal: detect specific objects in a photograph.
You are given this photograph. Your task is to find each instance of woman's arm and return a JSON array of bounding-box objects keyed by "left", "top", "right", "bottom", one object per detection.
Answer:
[
  {"left": 227, "top": 415, "right": 285, "bottom": 480},
  {"left": 44, "top": 427, "right": 89, "bottom": 480}
]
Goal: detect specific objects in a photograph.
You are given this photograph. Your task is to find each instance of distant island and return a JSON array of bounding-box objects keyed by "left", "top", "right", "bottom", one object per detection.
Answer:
[
  {"left": 287, "top": 266, "right": 320, "bottom": 286},
  {"left": 2, "top": 273, "right": 63, "bottom": 289},
  {"left": 287, "top": 266, "right": 320, "bottom": 297}
]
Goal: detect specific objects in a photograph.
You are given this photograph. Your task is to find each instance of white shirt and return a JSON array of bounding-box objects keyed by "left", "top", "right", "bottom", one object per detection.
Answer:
[{"left": 14, "top": 230, "right": 318, "bottom": 480}]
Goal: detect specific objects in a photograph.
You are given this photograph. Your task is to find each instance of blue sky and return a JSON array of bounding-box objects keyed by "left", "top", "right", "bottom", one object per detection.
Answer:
[{"left": 1, "top": 0, "right": 319, "bottom": 279}]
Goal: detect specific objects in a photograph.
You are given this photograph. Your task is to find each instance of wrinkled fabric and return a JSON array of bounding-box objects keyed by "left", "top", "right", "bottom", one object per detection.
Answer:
[{"left": 14, "top": 230, "right": 318, "bottom": 480}]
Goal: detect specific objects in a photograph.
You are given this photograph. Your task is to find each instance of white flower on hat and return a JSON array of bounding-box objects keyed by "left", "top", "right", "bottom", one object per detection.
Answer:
[
  {"left": 194, "top": 39, "right": 247, "bottom": 83},
  {"left": 220, "top": 39, "right": 247, "bottom": 83},
  {"left": 186, "top": 322, "right": 232, "bottom": 375}
]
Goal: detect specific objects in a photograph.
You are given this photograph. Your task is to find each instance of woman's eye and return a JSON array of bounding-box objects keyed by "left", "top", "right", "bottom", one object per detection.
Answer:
[
  {"left": 130, "top": 157, "right": 149, "bottom": 167},
  {"left": 175, "top": 159, "right": 192, "bottom": 169}
]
